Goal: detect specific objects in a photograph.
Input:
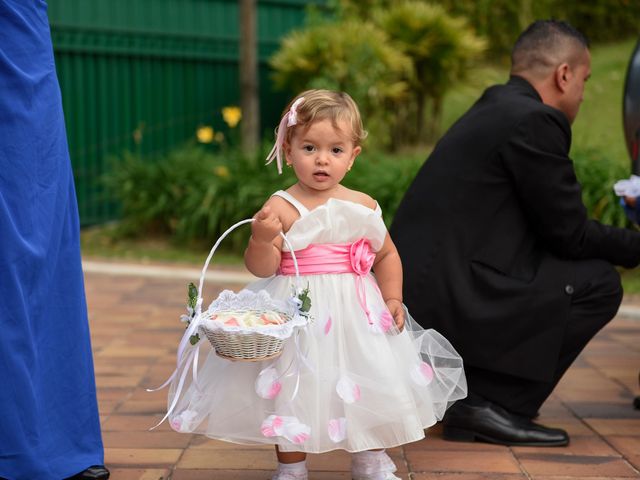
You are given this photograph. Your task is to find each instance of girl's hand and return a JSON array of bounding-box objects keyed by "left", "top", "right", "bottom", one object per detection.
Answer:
[
  {"left": 385, "top": 299, "right": 405, "bottom": 331},
  {"left": 252, "top": 206, "right": 282, "bottom": 244}
]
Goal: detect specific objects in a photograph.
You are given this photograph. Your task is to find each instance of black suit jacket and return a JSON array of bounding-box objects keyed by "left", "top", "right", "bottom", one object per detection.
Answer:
[{"left": 390, "top": 76, "right": 640, "bottom": 382}]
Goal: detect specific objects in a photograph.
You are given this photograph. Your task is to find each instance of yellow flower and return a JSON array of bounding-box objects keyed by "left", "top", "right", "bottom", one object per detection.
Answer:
[
  {"left": 196, "top": 126, "right": 214, "bottom": 143},
  {"left": 222, "top": 106, "right": 242, "bottom": 128},
  {"left": 214, "top": 131, "right": 225, "bottom": 143},
  {"left": 214, "top": 165, "right": 230, "bottom": 178}
]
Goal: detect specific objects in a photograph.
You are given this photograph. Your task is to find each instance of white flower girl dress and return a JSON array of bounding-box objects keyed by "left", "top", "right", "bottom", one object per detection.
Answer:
[{"left": 167, "top": 190, "right": 467, "bottom": 453}]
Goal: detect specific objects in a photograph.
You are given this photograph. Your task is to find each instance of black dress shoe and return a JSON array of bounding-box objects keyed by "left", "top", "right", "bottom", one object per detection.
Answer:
[
  {"left": 634, "top": 396, "right": 640, "bottom": 410},
  {"left": 442, "top": 398, "right": 569, "bottom": 447},
  {"left": 65, "top": 465, "right": 110, "bottom": 480}
]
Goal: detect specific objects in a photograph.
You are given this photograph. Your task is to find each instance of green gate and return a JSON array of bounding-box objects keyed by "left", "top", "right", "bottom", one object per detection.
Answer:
[{"left": 47, "top": 0, "right": 323, "bottom": 225}]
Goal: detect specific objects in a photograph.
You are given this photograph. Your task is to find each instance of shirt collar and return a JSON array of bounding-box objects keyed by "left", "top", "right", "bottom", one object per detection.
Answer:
[{"left": 507, "top": 75, "right": 543, "bottom": 102}]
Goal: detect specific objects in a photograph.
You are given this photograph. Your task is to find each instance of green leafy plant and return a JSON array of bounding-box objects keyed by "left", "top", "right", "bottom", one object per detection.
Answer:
[
  {"left": 270, "top": 2, "right": 485, "bottom": 148},
  {"left": 572, "top": 145, "right": 630, "bottom": 228},
  {"left": 105, "top": 142, "right": 425, "bottom": 248},
  {"left": 270, "top": 20, "right": 413, "bottom": 149},
  {"left": 372, "top": 1, "right": 486, "bottom": 142},
  {"left": 181, "top": 282, "right": 201, "bottom": 345},
  {"left": 105, "top": 143, "right": 292, "bottom": 250},
  {"left": 295, "top": 284, "right": 312, "bottom": 317}
]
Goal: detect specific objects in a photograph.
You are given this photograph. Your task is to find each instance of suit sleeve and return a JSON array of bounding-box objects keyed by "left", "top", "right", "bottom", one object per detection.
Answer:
[{"left": 500, "top": 109, "right": 640, "bottom": 268}]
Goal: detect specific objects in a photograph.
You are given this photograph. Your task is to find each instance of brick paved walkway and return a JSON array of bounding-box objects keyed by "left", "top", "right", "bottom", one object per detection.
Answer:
[{"left": 83, "top": 261, "right": 640, "bottom": 479}]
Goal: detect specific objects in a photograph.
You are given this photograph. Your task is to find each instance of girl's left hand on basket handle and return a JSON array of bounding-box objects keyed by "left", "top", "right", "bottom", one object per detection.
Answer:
[{"left": 252, "top": 206, "right": 283, "bottom": 244}]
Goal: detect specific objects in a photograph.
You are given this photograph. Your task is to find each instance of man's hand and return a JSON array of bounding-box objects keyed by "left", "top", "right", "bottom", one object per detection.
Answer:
[{"left": 625, "top": 195, "right": 638, "bottom": 208}]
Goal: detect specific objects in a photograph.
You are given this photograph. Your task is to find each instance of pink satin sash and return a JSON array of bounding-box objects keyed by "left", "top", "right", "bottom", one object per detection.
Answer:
[{"left": 278, "top": 239, "right": 378, "bottom": 324}]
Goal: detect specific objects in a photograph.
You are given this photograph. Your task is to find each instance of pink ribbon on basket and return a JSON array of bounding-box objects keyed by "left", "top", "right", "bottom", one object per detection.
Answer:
[{"left": 278, "top": 238, "right": 379, "bottom": 325}]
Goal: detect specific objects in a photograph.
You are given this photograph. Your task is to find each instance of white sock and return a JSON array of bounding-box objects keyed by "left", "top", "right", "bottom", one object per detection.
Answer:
[
  {"left": 351, "top": 450, "right": 397, "bottom": 479},
  {"left": 277, "top": 460, "right": 307, "bottom": 475}
]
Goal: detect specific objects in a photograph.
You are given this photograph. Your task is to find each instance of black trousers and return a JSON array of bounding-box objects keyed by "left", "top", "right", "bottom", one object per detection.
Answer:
[{"left": 465, "top": 259, "right": 623, "bottom": 418}]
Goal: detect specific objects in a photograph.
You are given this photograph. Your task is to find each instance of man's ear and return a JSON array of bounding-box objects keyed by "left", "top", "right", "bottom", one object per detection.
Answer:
[{"left": 555, "top": 63, "right": 571, "bottom": 93}]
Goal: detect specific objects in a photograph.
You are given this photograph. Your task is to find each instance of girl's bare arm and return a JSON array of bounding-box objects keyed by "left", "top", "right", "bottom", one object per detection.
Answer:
[
  {"left": 244, "top": 203, "right": 284, "bottom": 277},
  {"left": 373, "top": 233, "right": 405, "bottom": 329}
]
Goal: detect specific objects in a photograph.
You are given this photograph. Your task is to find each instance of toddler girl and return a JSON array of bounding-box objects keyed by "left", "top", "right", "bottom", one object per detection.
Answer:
[{"left": 167, "top": 89, "right": 467, "bottom": 480}]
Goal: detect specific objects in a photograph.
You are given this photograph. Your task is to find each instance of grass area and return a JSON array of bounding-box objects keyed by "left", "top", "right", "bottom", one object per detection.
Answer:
[
  {"left": 82, "top": 38, "right": 640, "bottom": 291},
  {"left": 442, "top": 38, "right": 637, "bottom": 167},
  {"left": 81, "top": 224, "right": 243, "bottom": 266}
]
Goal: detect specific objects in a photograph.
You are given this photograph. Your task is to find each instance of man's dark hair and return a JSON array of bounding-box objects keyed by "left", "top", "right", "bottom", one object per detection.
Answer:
[{"left": 511, "top": 20, "right": 590, "bottom": 74}]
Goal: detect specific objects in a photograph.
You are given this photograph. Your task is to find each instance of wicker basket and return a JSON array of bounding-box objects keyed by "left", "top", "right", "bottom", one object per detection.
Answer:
[
  {"left": 202, "top": 318, "right": 287, "bottom": 361},
  {"left": 192, "top": 219, "right": 304, "bottom": 362}
]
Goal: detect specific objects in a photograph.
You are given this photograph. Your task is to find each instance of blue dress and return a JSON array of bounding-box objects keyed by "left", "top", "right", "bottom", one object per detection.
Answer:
[{"left": 0, "top": 2, "right": 104, "bottom": 478}]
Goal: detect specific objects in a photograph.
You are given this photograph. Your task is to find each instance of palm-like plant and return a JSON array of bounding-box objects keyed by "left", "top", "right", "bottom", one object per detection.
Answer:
[
  {"left": 269, "top": 20, "right": 413, "bottom": 148},
  {"left": 374, "top": 1, "right": 486, "bottom": 142}
]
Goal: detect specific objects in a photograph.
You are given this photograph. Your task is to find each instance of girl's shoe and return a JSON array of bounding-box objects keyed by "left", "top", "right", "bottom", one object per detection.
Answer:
[
  {"left": 271, "top": 471, "right": 308, "bottom": 480},
  {"left": 352, "top": 474, "right": 401, "bottom": 480},
  {"left": 351, "top": 450, "right": 399, "bottom": 480}
]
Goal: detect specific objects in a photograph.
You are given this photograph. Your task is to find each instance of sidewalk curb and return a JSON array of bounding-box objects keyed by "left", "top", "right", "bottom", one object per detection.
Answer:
[
  {"left": 83, "top": 260, "right": 640, "bottom": 321},
  {"left": 617, "top": 304, "right": 640, "bottom": 320}
]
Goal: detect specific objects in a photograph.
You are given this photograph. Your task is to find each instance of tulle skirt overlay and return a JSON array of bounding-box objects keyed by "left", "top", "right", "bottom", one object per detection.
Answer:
[{"left": 168, "top": 269, "right": 467, "bottom": 453}]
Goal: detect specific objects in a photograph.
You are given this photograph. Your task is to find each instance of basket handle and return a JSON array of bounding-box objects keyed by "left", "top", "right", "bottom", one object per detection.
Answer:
[{"left": 196, "top": 218, "right": 300, "bottom": 313}]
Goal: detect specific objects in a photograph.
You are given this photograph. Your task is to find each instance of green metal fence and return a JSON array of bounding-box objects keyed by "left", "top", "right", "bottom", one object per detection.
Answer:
[{"left": 47, "top": 0, "right": 322, "bottom": 225}]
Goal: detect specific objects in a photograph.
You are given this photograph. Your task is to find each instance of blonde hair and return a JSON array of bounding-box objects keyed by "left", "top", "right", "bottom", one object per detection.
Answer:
[{"left": 282, "top": 89, "right": 367, "bottom": 146}]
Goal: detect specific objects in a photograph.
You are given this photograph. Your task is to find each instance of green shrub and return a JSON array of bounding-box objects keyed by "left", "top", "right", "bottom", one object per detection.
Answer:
[
  {"left": 344, "top": 150, "right": 424, "bottom": 225},
  {"left": 336, "top": 0, "right": 639, "bottom": 58},
  {"left": 269, "top": 20, "right": 413, "bottom": 149},
  {"left": 270, "top": 2, "right": 484, "bottom": 149},
  {"left": 105, "top": 144, "right": 291, "bottom": 251},
  {"left": 372, "top": 1, "right": 486, "bottom": 143},
  {"left": 105, "top": 144, "right": 425, "bottom": 251},
  {"left": 572, "top": 145, "right": 629, "bottom": 227}
]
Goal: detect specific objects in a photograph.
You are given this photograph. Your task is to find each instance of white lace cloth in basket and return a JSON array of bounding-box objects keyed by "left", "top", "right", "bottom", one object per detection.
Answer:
[{"left": 200, "top": 289, "right": 309, "bottom": 339}]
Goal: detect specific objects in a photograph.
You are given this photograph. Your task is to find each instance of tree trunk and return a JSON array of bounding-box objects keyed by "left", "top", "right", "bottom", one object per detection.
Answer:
[
  {"left": 239, "top": 0, "right": 259, "bottom": 154},
  {"left": 416, "top": 89, "right": 426, "bottom": 144},
  {"left": 430, "top": 95, "right": 443, "bottom": 142}
]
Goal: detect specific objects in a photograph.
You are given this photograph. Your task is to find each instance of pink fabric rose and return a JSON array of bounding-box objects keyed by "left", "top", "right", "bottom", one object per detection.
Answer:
[{"left": 349, "top": 238, "right": 375, "bottom": 276}]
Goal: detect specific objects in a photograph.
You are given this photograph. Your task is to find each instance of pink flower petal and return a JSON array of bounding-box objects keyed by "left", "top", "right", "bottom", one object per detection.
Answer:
[
  {"left": 410, "top": 361, "right": 434, "bottom": 387},
  {"left": 420, "top": 362, "right": 434, "bottom": 382},
  {"left": 324, "top": 316, "right": 332, "bottom": 335},
  {"left": 255, "top": 367, "right": 282, "bottom": 399},
  {"left": 267, "top": 382, "right": 282, "bottom": 398},
  {"left": 336, "top": 376, "right": 361, "bottom": 404},
  {"left": 328, "top": 417, "right": 347, "bottom": 443},
  {"left": 260, "top": 415, "right": 283, "bottom": 437},
  {"left": 379, "top": 310, "right": 394, "bottom": 333},
  {"left": 291, "top": 432, "right": 310, "bottom": 444},
  {"left": 282, "top": 419, "right": 311, "bottom": 444}
]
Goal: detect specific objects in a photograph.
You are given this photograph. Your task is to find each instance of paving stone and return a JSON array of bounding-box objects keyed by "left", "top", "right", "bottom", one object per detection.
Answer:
[
  {"left": 176, "top": 448, "right": 278, "bottom": 469},
  {"left": 405, "top": 449, "right": 522, "bottom": 474},
  {"left": 104, "top": 468, "right": 170, "bottom": 480},
  {"left": 412, "top": 475, "right": 527, "bottom": 480},
  {"left": 102, "top": 431, "right": 192, "bottom": 449},
  {"left": 171, "top": 471, "right": 274, "bottom": 480},
  {"left": 517, "top": 452, "right": 639, "bottom": 477},
  {"left": 584, "top": 419, "right": 640, "bottom": 436},
  {"left": 105, "top": 447, "right": 183, "bottom": 466},
  {"left": 565, "top": 401, "right": 640, "bottom": 419},
  {"left": 102, "top": 414, "right": 173, "bottom": 432},
  {"left": 512, "top": 435, "right": 620, "bottom": 457}
]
